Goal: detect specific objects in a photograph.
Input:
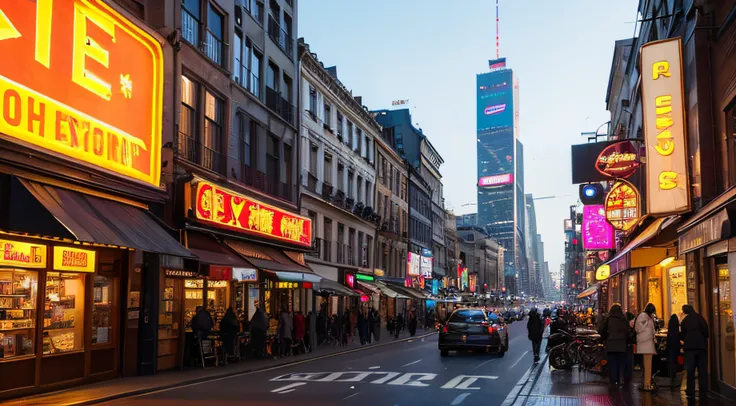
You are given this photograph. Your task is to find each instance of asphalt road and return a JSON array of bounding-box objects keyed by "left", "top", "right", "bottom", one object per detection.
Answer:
[{"left": 111, "top": 322, "right": 536, "bottom": 406}]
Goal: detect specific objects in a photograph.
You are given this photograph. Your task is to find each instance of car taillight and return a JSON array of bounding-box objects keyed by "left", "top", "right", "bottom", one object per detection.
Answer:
[
  {"left": 488, "top": 326, "right": 495, "bottom": 334},
  {"left": 442, "top": 325, "right": 448, "bottom": 334}
]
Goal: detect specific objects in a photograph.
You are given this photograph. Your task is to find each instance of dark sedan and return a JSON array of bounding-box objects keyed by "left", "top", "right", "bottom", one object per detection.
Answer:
[{"left": 438, "top": 308, "right": 509, "bottom": 357}]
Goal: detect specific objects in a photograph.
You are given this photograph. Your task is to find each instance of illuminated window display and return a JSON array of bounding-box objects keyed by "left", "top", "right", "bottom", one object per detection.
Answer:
[
  {"left": 43, "top": 272, "right": 85, "bottom": 354},
  {"left": 92, "top": 275, "right": 113, "bottom": 345},
  {"left": 184, "top": 279, "right": 205, "bottom": 331},
  {"left": 207, "top": 280, "right": 229, "bottom": 326},
  {"left": 0, "top": 269, "right": 38, "bottom": 359},
  {"left": 668, "top": 266, "right": 687, "bottom": 319}
]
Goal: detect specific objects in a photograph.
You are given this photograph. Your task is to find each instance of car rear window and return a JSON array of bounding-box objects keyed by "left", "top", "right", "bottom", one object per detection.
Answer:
[{"left": 449, "top": 310, "right": 486, "bottom": 323}]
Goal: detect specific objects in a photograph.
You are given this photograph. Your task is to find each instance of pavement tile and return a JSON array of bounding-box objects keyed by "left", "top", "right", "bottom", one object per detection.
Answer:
[{"left": 7, "top": 328, "right": 433, "bottom": 406}]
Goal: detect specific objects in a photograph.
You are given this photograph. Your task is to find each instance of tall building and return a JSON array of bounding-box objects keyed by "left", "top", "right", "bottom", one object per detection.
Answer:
[{"left": 476, "top": 58, "right": 524, "bottom": 294}]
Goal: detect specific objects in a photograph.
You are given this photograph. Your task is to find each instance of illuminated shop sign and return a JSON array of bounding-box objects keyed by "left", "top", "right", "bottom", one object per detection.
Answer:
[
  {"left": 407, "top": 252, "right": 420, "bottom": 276},
  {"left": 165, "top": 269, "right": 198, "bottom": 278},
  {"left": 53, "top": 246, "right": 96, "bottom": 273},
  {"left": 232, "top": 268, "right": 258, "bottom": 282},
  {"left": 0, "top": 239, "right": 46, "bottom": 268},
  {"left": 420, "top": 256, "right": 433, "bottom": 279},
  {"left": 345, "top": 274, "right": 355, "bottom": 288},
  {"left": 595, "top": 264, "right": 610, "bottom": 281},
  {"left": 595, "top": 141, "right": 640, "bottom": 179},
  {"left": 356, "top": 273, "right": 374, "bottom": 282},
  {"left": 582, "top": 205, "right": 615, "bottom": 250},
  {"left": 484, "top": 104, "right": 506, "bottom": 115},
  {"left": 604, "top": 181, "right": 640, "bottom": 232},
  {"left": 194, "top": 180, "right": 312, "bottom": 247},
  {"left": 640, "top": 37, "right": 691, "bottom": 215},
  {"left": 0, "top": 0, "right": 164, "bottom": 187},
  {"left": 478, "top": 173, "right": 513, "bottom": 187}
]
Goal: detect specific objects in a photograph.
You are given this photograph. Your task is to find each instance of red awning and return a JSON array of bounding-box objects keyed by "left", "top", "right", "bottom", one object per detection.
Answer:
[{"left": 186, "top": 232, "right": 252, "bottom": 268}]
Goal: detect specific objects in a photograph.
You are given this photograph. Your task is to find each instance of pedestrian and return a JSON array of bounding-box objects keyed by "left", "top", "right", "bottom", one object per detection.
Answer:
[
  {"left": 192, "top": 305, "right": 214, "bottom": 339},
  {"left": 598, "top": 304, "right": 629, "bottom": 388},
  {"left": 624, "top": 312, "right": 636, "bottom": 385},
  {"left": 278, "top": 306, "right": 293, "bottom": 357},
  {"left": 370, "top": 308, "right": 381, "bottom": 342},
  {"left": 342, "top": 309, "right": 351, "bottom": 346},
  {"left": 350, "top": 307, "right": 358, "bottom": 342},
  {"left": 357, "top": 308, "right": 367, "bottom": 345},
  {"left": 526, "top": 308, "right": 545, "bottom": 362},
  {"left": 249, "top": 306, "right": 268, "bottom": 358},
  {"left": 408, "top": 306, "right": 418, "bottom": 337},
  {"left": 395, "top": 312, "right": 404, "bottom": 339},
  {"left": 293, "top": 310, "right": 306, "bottom": 354},
  {"left": 634, "top": 303, "right": 658, "bottom": 391},
  {"left": 218, "top": 307, "right": 239, "bottom": 358},
  {"left": 666, "top": 314, "right": 682, "bottom": 389},
  {"left": 362, "top": 307, "right": 372, "bottom": 344},
  {"left": 680, "top": 304, "right": 709, "bottom": 398}
]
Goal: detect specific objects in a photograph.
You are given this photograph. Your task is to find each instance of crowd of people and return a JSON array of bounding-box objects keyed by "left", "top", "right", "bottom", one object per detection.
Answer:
[{"left": 527, "top": 303, "right": 710, "bottom": 401}]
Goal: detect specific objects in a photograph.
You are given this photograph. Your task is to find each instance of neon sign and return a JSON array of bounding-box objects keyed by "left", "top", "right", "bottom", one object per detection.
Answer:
[
  {"left": 194, "top": 180, "right": 312, "bottom": 247},
  {"left": 604, "top": 181, "right": 640, "bottom": 232},
  {"left": 478, "top": 173, "right": 513, "bottom": 187},
  {"left": 595, "top": 141, "right": 640, "bottom": 179},
  {"left": 582, "top": 205, "right": 615, "bottom": 250},
  {"left": 484, "top": 104, "right": 506, "bottom": 115},
  {"left": 0, "top": 0, "right": 164, "bottom": 187}
]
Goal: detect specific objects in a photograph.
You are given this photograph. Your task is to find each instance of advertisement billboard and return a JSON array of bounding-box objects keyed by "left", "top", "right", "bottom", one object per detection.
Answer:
[
  {"left": 478, "top": 173, "right": 513, "bottom": 187},
  {"left": 582, "top": 205, "right": 615, "bottom": 250},
  {"left": 407, "top": 252, "right": 420, "bottom": 276},
  {"left": 0, "top": 0, "right": 164, "bottom": 188},
  {"left": 477, "top": 70, "right": 513, "bottom": 131},
  {"left": 640, "top": 38, "right": 691, "bottom": 215},
  {"left": 420, "top": 256, "right": 433, "bottom": 278},
  {"left": 571, "top": 140, "right": 642, "bottom": 184}
]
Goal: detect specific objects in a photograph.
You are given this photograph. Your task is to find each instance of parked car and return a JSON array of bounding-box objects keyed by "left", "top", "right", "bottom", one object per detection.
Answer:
[{"left": 438, "top": 308, "right": 508, "bottom": 357}]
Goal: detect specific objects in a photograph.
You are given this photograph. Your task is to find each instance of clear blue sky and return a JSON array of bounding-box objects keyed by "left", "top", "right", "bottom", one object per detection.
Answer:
[{"left": 298, "top": 0, "right": 639, "bottom": 279}]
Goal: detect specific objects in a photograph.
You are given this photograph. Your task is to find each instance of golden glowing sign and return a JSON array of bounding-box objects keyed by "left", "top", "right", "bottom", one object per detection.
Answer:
[
  {"left": 604, "top": 181, "right": 640, "bottom": 232},
  {"left": 0, "top": 239, "right": 46, "bottom": 268},
  {"left": 0, "top": 0, "right": 164, "bottom": 187},
  {"left": 641, "top": 38, "right": 690, "bottom": 215},
  {"left": 53, "top": 246, "right": 96, "bottom": 273},
  {"left": 595, "top": 264, "right": 610, "bottom": 281},
  {"left": 194, "top": 180, "right": 313, "bottom": 247}
]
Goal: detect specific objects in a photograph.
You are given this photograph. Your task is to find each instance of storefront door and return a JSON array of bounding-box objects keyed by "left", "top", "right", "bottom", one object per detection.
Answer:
[{"left": 714, "top": 262, "right": 736, "bottom": 389}]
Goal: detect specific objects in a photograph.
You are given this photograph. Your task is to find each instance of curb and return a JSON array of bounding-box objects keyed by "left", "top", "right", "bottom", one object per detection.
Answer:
[
  {"left": 22, "top": 330, "right": 437, "bottom": 405},
  {"left": 500, "top": 352, "right": 548, "bottom": 406}
]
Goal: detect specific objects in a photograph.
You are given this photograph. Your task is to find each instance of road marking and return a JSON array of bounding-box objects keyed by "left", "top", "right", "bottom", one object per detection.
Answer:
[
  {"left": 450, "top": 392, "right": 472, "bottom": 405},
  {"left": 401, "top": 359, "right": 422, "bottom": 367},
  {"left": 386, "top": 372, "right": 437, "bottom": 387},
  {"left": 342, "top": 392, "right": 360, "bottom": 400},
  {"left": 441, "top": 375, "right": 498, "bottom": 390},
  {"left": 471, "top": 358, "right": 494, "bottom": 370},
  {"left": 369, "top": 366, "right": 381, "bottom": 370},
  {"left": 509, "top": 351, "right": 529, "bottom": 370},
  {"left": 271, "top": 382, "right": 306, "bottom": 393}
]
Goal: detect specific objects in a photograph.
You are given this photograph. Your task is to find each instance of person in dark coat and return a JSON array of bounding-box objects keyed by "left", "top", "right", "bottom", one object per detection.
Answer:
[
  {"left": 357, "top": 308, "right": 367, "bottom": 345},
  {"left": 598, "top": 304, "right": 630, "bottom": 387},
  {"left": 407, "top": 307, "right": 418, "bottom": 337},
  {"left": 680, "top": 304, "right": 709, "bottom": 398},
  {"left": 624, "top": 311, "right": 636, "bottom": 385},
  {"left": 249, "top": 306, "right": 268, "bottom": 358},
  {"left": 526, "top": 308, "right": 545, "bottom": 362},
  {"left": 192, "top": 306, "right": 214, "bottom": 339},
  {"left": 666, "top": 314, "right": 682, "bottom": 389},
  {"left": 219, "top": 307, "right": 239, "bottom": 357}
]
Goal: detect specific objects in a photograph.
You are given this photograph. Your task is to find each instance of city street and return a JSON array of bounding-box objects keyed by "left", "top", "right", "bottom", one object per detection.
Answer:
[{"left": 111, "top": 323, "right": 533, "bottom": 406}]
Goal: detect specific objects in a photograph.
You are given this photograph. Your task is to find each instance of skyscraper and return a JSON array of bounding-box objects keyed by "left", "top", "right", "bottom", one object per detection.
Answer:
[{"left": 476, "top": 58, "right": 524, "bottom": 294}]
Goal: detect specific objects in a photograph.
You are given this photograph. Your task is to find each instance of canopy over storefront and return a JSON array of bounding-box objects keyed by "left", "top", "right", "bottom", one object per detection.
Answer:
[
  {"left": 224, "top": 239, "right": 320, "bottom": 282},
  {"left": 576, "top": 284, "right": 599, "bottom": 299},
  {"left": 315, "top": 278, "right": 358, "bottom": 296}
]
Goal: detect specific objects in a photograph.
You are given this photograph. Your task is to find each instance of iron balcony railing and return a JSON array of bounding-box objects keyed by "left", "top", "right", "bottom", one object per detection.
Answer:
[
  {"left": 178, "top": 132, "right": 226, "bottom": 175},
  {"left": 181, "top": 7, "right": 227, "bottom": 67},
  {"left": 265, "top": 87, "right": 295, "bottom": 125},
  {"left": 235, "top": 64, "right": 261, "bottom": 100},
  {"left": 267, "top": 15, "right": 294, "bottom": 57}
]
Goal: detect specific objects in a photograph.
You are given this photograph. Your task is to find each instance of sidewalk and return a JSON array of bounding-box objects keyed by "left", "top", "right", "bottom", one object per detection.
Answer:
[
  {"left": 8, "top": 328, "right": 435, "bottom": 406},
  {"left": 506, "top": 355, "right": 733, "bottom": 406}
]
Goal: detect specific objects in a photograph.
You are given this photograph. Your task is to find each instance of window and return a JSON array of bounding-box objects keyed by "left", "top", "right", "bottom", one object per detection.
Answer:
[
  {"left": 336, "top": 111, "right": 344, "bottom": 138},
  {"left": 179, "top": 76, "right": 197, "bottom": 146},
  {"left": 283, "top": 74, "right": 293, "bottom": 103},
  {"left": 250, "top": 49, "right": 262, "bottom": 98},
  {"left": 0, "top": 269, "right": 38, "bottom": 358},
  {"left": 233, "top": 32, "right": 243, "bottom": 85},
  {"left": 205, "top": 3, "right": 224, "bottom": 65},
  {"left": 355, "top": 128, "right": 362, "bottom": 154},
  {"left": 238, "top": 113, "right": 257, "bottom": 167},
  {"left": 366, "top": 181, "right": 372, "bottom": 206},
  {"left": 366, "top": 236, "right": 373, "bottom": 268},
  {"left": 284, "top": 144, "right": 293, "bottom": 198},
  {"left": 324, "top": 153, "right": 333, "bottom": 184},
  {"left": 308, "top": 86, "right": 317, "bottom": 117},
  {"left": 363, "top": 134, "right": 369, "bottom": 159},
  {"left": 357, "top": 176, "right": 363, "bottom": 203},
  {"left": 44, "top": 272, "right": 86, "bottom": 353},
  {"left": 244, "top": 0, "right": 263, "bottom": 24},
  {"left": 346, "top": 121, "right": 353, "bottom": 146},
  {"left": 181, "top": 0, "right": 201, "bottom": 46},
  {"left": 92, "top": 275, "right": 114, "bottom": 345},
  {"left": 266, "top": 63, "right": 279, "bottom": 91},
  {"left": 324, "top": 103, "right": 331, "bottom": 127},
  {"left": 337, "top": 163, "right": 345, "bottom": 192},
  {"left": 203, "top": 91, "right": 225, "bottom": 173},
  {"left": 267, "top": 134, "right": 280, "bottom": 186}
]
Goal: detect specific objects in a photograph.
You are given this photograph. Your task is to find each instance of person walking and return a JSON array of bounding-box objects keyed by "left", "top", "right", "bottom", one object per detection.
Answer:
[
  {"left": 526, "top": 308, "right": 545, "bottom": 362},
  {"left": 218, "top": 307, "right": 239, "bottom": 359},
  {"left": 680, "top": 304, "right": 709, "bottom": 399},
  {"left": 249, "top": 306, "right": 268, "bottom": 358},
  {"left": 598, "top": 304, "right": 630, "bottom": 387},
  {"left": 624, "top": 311, "right": 636, "bottom": 385},
  {"left": 408, "top": 307, "right": 418, "bottom": 337},
  {"left": 666, "top": 314, "right": 682, "bottom": 389},
  {"left": 635, "top": 303, "right": 658, "bottom": 391},
  {"left": 278, "top": 306, "right": 293, "bottom": 357}
]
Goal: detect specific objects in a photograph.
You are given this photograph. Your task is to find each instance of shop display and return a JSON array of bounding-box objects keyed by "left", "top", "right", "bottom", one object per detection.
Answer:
[
  {"left": 159, "top": 279, "right": 180, "bottom": 340},
  {"left": 92, "top": 275, "right": 113, "bottom": 344},
  {"left": 668, "top": 266, "right": 687, "bottom": 319},
  {"left": 184, "top": 279, "right": 203, "bottom": 331},
  {"left": 44, "top": 272, "right": 85, "bottom": 353},
  {"left": 0, "top": 269, "right": 38, "bottom": 358}
]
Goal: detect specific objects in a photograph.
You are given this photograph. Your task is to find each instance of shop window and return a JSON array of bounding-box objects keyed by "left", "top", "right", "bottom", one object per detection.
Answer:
[
  {"left": 43, "top": 272, "right": 85, "bottom": 354},
  {"left": 91, "top": 275, "right": 114, "bottom": 345},
  {"left": 184, "top": 279, "right": 205, "bottom": 330},
  {"left": 714, "top": 263, "right": 735, "bottom": 387},
  {"left": 668, "top": 266, "right": 687, "bottom": 319},
  {"left": 207, "top": 280, "right": 229, "bottom": 326},
  {"left": 0, "top": 269, "right": 38, "bottom": 359}
]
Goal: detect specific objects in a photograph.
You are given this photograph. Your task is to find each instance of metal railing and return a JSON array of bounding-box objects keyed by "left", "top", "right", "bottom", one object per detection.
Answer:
[
  {"left": 309, "top": 238, "right": 333, "bottom": 262},
  {"left": 240, "top": 165, "right": 294, "bottom": 201},
  {"left": 235, "top": 64, "right": 261, "bottom": 100},
  {"left": 178, "top": 132, "right": 226, "bottom": 175},
  {"left": 181, "top": 8, "right": 200, "bottom": 47},
  {"left": 181, "top": 7, "right": 227, "bottom": 67},
  {"left": 265, "top": 87, "right": 295, "bottom": 125},
  {"left": 203, "top": 30, "right": 224, "bottom": 66},
  {"left": 267, "top": 15, "right": 294, "bottom": 57}
]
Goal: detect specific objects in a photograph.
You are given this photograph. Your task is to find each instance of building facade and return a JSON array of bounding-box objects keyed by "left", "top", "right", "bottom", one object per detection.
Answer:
[
  {"left": 444, "top": 210, "right": 460, "bottom": 287},
  {"left": 476, "top": 60, "right": 524, "bottom": 294},
  {"left": 456, "top": 226, "right": 503, "bottom": 293},
  {"left": 297, "top": 41, "right": 378, "bottom": 312}
]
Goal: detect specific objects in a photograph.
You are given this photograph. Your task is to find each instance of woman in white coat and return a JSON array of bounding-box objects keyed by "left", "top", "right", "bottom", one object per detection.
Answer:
[{"left": 634, "top": 303, "right": 658, "bottom": 391}]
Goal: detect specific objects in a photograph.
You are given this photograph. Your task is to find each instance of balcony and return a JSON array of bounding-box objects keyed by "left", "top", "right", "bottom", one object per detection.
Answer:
[
  {"left": 240, "top": 165, "right": 294, "bottom": 201},
  {"left": 178, "top": 132, "right": 226, "bottom": 175},
  {"left": 265, "top": 87, "right": 295, "bottom": 125},
  {"left": 234, "top": 64, "right": 261, "bottom": 100},
  {"left": 181, "top": 7, "right": 199, "bottom": 48},
  {"left": 181, "top": 8, "right": 227, "bottom": 68},
  {"left": 267, "top": 15, "right": 294, "bottom": 57},
  {"left": 335, "top": 243, "right": 355, "bottom": 266},
  {"left": 309, "top": 238, "right": 333, "bottom": 262}
]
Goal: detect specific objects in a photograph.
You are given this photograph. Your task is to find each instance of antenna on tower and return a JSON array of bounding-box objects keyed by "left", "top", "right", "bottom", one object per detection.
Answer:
[{"left": 496, "top": 0, "right": 500, "bottom": 59}]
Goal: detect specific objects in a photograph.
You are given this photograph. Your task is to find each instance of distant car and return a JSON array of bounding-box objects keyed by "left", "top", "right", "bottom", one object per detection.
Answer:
[{"left": 438, "top": 308, "right": 508, "bottom": 357}]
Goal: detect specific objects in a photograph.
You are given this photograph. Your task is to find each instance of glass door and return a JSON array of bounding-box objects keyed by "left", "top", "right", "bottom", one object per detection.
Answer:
[{"left": 715, "top": 263, "right": 735, "bottom": 388}]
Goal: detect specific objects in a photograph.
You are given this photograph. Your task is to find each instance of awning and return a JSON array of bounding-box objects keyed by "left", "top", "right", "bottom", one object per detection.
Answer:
[
  {"left": 359, "top": 281, "right": 409, "bottom": 299},
  {"left": 576, "top": 284, "right": 599, "bottom": 299},
  {"left": 599, "top": 215, "right": 680, "bottom": 278},
  {"left": 315, "top": 279, "right": 358, "bottom": 296},
  {"left": 16, "top": 178, "right": 191, "bottom": 257},
  {"left": 186, "top": 232, "right": 252, "bottom": 267},
  {"left": 224, "top": 239, "right": 320, "bottom": 282},
  {"left": 307, "top": 263, "right": 339, "bottom": 282},
  {"left": 383, "top": 282, "right": 427, "bottom": 300}
]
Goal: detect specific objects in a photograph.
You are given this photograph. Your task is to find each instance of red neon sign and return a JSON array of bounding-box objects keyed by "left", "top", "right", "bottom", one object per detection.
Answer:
[
  {"left": 345, "top": 274, "right": 355, "bottom": 288},
  {"left": 478, "top": 173, "right": 513, "bottom": 187}
]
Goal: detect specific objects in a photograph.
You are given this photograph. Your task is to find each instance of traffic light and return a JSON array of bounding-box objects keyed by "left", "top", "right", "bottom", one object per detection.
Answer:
[{"left": 579, "top": 183, "right": 604, "bottom": 205}]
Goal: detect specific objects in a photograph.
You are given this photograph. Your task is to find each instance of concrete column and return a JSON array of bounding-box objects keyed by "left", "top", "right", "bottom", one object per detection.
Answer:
[{"left": 317, "top": 143, "right": 325, "bottom": 192}]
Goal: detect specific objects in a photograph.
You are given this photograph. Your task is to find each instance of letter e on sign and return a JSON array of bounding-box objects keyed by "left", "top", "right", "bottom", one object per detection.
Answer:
[{"left": 0, "top": 0, "right": 164, "bottom": 188}]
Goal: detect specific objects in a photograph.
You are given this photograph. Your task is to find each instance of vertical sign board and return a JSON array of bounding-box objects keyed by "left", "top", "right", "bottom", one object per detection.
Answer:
[{"left": 640, "top": 38, "right": 691, "bottom": 215}]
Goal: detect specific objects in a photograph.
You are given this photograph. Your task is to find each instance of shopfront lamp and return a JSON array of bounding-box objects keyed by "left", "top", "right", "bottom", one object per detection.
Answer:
[{"left": 659, "top": 256, "right": 675, "bottom": 267}]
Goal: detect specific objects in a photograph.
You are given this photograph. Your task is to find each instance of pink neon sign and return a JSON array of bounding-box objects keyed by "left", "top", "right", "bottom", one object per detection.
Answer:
[
  {"left": 478, "top": 173, "right": 514, "bottom": 187},
  {"left": 582, "top": 205, "right": 615, "bottom": 250}
]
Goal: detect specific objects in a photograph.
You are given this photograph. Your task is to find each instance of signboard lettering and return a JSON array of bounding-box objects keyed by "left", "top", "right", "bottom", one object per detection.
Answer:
[
  {"left": 165, "top": 269, "right": 198, "bottom": 278},
  {"left": 194, "top": 180, "right": 312, "bottom": 247},
  {"left": 604, "top": 181, "right": 640, "bottom": 232},
  {"left": 678, "top": 210, "right": 729, "bottom": 255},
  {"left": 232, "top": 267, "right": 258, "bottom": 282},
  {"left": 53, "top": 246, "right": 95, "bottom": 272},
  {"left": 478, "top": 173, "right": 513, "bottom": 187},
  {"left": 582, "top": 205, "right": 615, "bottom": 250},
  {"left": 641, "top": 38, "right": 690, "bottom": 215},
  {"left": 0, "top": 240, "right": 46, "bottom": 268},
  {"left": 0, "top": 0, "right": 163, "bottom": 187},
  {"left": 595, "top": 141, "right": 640, "bottom": 179}
]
